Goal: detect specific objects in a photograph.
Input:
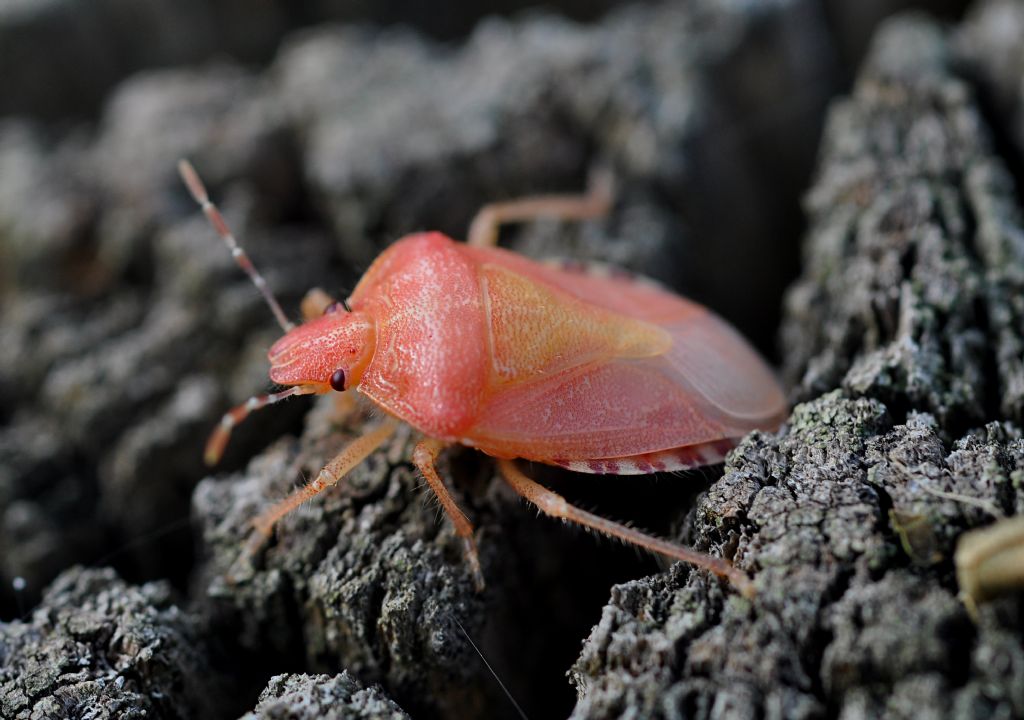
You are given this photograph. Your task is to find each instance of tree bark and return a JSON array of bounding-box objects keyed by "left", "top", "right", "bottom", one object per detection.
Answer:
[
  {"left": 572, "top": 11, "right": 1024, "bottom": 720},
  {"left": 4, "top": 1, "right": 1023, "bottom": 719}
]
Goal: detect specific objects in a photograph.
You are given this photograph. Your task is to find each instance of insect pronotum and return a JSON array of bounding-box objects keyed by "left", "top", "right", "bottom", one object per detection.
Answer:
[{"left": 179, "top": 160, "right": 787, "bottom": 597}]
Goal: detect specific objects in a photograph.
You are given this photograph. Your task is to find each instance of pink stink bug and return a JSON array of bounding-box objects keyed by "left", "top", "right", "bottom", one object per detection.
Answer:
[{"left": 179, "top": 160, "right": 787, "bottom": 597}]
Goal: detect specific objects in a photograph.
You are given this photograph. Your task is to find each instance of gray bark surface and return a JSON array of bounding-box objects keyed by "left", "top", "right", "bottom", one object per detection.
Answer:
[
  {"left": 0, "top": 568, "right": 226, "bottom": 720},
  {"left": 0, "top": 0, "right": 626, "bottom": 120},
  {"left": 0, "top": 5, "right": 842, "bottom": 717},
  {"left": 2, "top": 1, "right": 1022, "bottom": 719},
  {"left": 571, "top": 12, "right": 1024, "bottom": 720},
  {"left": 0, "top": 0, "right": 833, "bottom": 615},
  {"left": 192, "top": 407, "right": 497, "bottom": 718},
  {"left": 238, "top": 672, "right": 410, "bottom": 720},
  {"left": 185, "top": 3, "right": 837, "bottom": 716}
]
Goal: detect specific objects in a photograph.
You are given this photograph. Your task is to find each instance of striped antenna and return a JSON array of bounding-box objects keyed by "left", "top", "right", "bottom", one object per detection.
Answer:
[
  {"left": 204, "top": 386, "right": 313, "bottom": 466},
  {"left": 178, "top": 159, "right": 295, "bottom": 333}
]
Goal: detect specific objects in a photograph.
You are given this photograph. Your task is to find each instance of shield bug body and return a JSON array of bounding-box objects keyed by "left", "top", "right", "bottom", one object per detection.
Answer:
[{"left": 180, "top": 161, "right": 786, "bottom": 596}]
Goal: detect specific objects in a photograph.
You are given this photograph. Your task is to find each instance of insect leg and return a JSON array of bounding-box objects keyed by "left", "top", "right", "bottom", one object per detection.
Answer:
[
  {"left": 413, "top": 438, "right": 485, "bottom": 591},
  {"left": 466, "top": 168, "right": 614, "bottom": 247},
  {"left": 300, "top": 288, "right": 338, "bottom": 320},
  {"left": 245, "top": 418, "right": 399, "bottom": 549},
  {"left": 496, "top": 459, "right": 755, "bottom": 598}
]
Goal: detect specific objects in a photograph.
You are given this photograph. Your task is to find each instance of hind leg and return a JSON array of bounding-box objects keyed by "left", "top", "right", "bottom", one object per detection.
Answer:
[
  {"left": 467, "top": 169, "right": 614, "bottom": 248},
  {"left": 496, "top": 459, "right": 754, "bottom": 598}
]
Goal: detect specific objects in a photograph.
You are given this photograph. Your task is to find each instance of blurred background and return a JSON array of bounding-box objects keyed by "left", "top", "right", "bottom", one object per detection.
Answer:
[{"left": 0, "top": 0, "right": 1008, "bottom": 717}]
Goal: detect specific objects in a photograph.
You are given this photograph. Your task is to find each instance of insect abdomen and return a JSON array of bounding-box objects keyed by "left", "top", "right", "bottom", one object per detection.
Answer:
[{"left": 550, "top": 439, "right": 739, "bottom": 474}]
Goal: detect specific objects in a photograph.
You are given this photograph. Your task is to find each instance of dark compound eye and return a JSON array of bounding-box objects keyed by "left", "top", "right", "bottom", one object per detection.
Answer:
[{"left": 329, "top": 368, "right": 347, "bottom": 392}]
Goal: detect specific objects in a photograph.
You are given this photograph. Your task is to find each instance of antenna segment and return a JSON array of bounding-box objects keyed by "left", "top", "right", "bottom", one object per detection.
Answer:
[{"left": 178, "top": 159, "right": 295, "bottom": 333}]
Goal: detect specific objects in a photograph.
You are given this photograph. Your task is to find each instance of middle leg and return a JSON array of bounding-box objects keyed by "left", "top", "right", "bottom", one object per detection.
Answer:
[{"left": 413, "top": 438, "right": 485, "bottom": 591}]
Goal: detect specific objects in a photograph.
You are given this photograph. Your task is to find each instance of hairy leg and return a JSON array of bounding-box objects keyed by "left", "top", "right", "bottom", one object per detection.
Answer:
[
  {"left": 413, "top": 438, "right": 485, "bottom": 591},
  {"left": 497, "top": 459, "right": 754, "bottom": 598},
  {"left": 467, "top": 168, "right": 614, "bottom": 248},
  {"left": 243, "top": 418, "right": 399, "bottom": 555}
]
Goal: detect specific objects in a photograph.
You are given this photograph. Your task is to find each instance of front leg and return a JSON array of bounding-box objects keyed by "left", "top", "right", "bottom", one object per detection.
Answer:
[{"left": 241, "top": 418, "right": 399, "bottom": 558}]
